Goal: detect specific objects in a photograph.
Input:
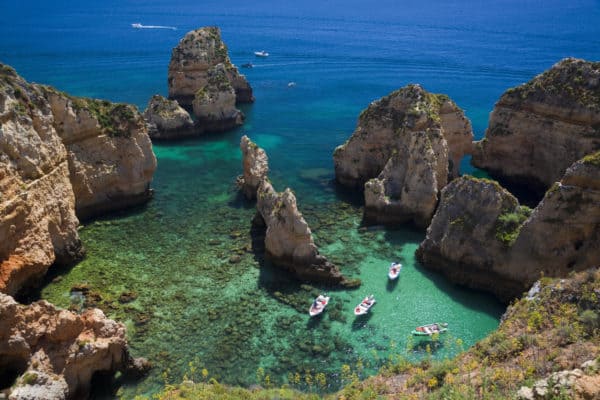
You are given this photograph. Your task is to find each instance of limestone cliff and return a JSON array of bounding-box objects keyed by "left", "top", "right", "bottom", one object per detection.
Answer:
[
  {"left": 1, "top": 293, "right": 149, "bottom": 399},
  {"left": 417, "top": 152, "right": 600, "bottom": 301},
  {"left": 333, "top": 84, "right": 473, "bottom": 226},
  {"left": 255, "top": 180, "right": 345, "bottom": 285},
  {"left": 472, "top": 58, "right": 600, "bottom": 191},
  {"left": 0, "top": 64, "right": 156, "bottom": 295},
  {"left": 143, "top": 94, "right": 196, "bottom": 139},
  {"left": 168, "top": 26, "right": 254, "bottom": 107},
  {"left": 237, "top": 135, "right": 268, "bottom": 200},
  {"left": 0, "top": 65, "right": 83, "bottom": 295},
  {"left": 192, "top": 63, "right": 244, "bottom": 132}
]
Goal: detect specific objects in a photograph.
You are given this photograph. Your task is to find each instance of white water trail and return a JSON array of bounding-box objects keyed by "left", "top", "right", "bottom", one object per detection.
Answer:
[{"left": 131, "top": 23, "right": 177, "bottom": 30}]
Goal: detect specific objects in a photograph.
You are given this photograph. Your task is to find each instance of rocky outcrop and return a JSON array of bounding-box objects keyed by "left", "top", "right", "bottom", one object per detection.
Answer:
[
  {"left": 0, "top": 64, "right": 156, "bottom": 295},
  {"left": 192, "top": 63, "right": 244, "bottom": 132},
  {"left": 417, "top": 152, "right": 600, "bottom": 301},
  {"left": 416, "top": 176, "right": 530, "bottom": 301},
  {"left": 42, "top": 89, "right": 156, "bottom": 220},
  {"left": 143, "top": 94, "right": 196, "bottom": 139},
  {"left": 167, "top": 27, "right": 254, "bottom": 107},
  {"left": 255, "top": 180, "right": 345, "bottom": 285},
  {"left": 333, "top": 84, "right": 473, "bottom": 226},
  {"left": 237, "top": 135, "right": 269, "bottom": 200},
  {"left": 508, "top": 152, "right": 600, "bottom": 283},
  {"left": 472, "top": 58, "right": 600, "bottom": 191},
  {"left": 0, "top": 293, "right": 149, "bottom": 399}
]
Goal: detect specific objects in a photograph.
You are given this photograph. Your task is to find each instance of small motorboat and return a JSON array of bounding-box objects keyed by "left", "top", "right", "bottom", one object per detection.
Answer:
[
  {"left": 388, "top": 262, "right": 402, "bottom": 280},
  {"left": 131, "top": 23, "right": 143, "bottom": 28},
  {"left": 354, "top": 295, "right": 376, "bottom": 316},
  {"left": 287, "top": 81, "right": 296, "bottom": 87},
  {"left": 309, "top": 294, "right": 330, "bottom": 317},
  {"left": 254, "top": 50, "right": 269, "bottom": 57},
  {"left": 241, "top": 62, "right": 253, "bottom": 68},
  {"left": 412, "top": 323, "right": 448, "bottom": 336}
]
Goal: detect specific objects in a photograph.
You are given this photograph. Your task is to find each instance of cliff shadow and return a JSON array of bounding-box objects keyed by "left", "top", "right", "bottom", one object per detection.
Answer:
[
  {"left": 411, "top": 260, "right": 505, "bottom": 318},
  {"left": 331, "top": 179, "right": 365, "bottom": 209}
]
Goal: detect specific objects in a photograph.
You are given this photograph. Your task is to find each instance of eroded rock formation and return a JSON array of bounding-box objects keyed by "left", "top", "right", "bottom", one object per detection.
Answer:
[
  {"left": 333, "top": 84, "right": 473, "bottom": 226},
  {"left": 0, "top": 64, "right": 156, "bottom": 295},
  {"left": 191, "top": 63, "right": 244, "bottom": 132},
  {"left": 237, "top": 135, "right": 269, "bottom": 200},
  {"left": 255, "top": 180, "right": 345, "bottom": 285},
  {"left": 143, "top": 94, "right": 196, "bottom": 139},
  {"left": 0, "top": 293, "right": 149, "bottom": 399},
  {"left": 417, "top": 152, "right": 600, "bottom": 301},
  {"left": 472, "top": 58, "right": 600, "bottom": 191},
  {"left": 167, "top": 26, "right": 253, "bottom": 107}
]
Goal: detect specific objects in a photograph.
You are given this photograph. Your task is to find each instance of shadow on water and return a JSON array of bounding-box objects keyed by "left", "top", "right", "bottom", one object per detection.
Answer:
[
  {"left": 412, "top": 261, "right": 505, "bottom": 317},
  {"left": 386, "top": 277, "right": 399, "bottom": 292},
  {"left": 410, "top": 338, "right": 445, "bottom": 355},
  {"left": 351, "top": 312, "right": 373, "bottom": 331}
]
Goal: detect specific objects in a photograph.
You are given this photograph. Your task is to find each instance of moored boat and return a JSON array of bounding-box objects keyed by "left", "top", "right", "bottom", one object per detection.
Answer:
[
  {"left": 412, "top": 323, "right": 448, "bottom": 336},
  {"left": 309, "top": 294, "right": 330, "bottom": 317},
  {"left": 388, "top": 262, "right": 402, "bottom": 280},
  {"left": 354, "top": 294, "right": 376, "bottom": 315}
]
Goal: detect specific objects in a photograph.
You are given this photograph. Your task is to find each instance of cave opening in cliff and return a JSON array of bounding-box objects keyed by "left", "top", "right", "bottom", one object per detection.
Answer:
[{"left": 0, "top": 357, "right": 27, "bottom": 391}]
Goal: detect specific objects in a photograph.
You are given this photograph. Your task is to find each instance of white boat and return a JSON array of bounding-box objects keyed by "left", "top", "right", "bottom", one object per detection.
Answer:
[
  {"left": 131, "top": 23, "right": 177, "bottom": 30},
  {"left": 309, "top": 294, "right": 330, "bottom": 317},
  {"left": 132, "top": 23, "right": 143, "bottom": 28},
  {"left": 388, "top": 262, "right": 402, "bottom": 280},
  {"left": 254, "top": 50, "right": 269, "bottom": 57},
  {"left": 354, "top": 295, "right": 376, "bottom": 316}
]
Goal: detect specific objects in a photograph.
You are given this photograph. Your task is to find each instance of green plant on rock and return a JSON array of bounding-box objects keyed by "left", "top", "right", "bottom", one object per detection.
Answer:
[{"left": 495, "top": 205, "right": 532, "bottom": 245}]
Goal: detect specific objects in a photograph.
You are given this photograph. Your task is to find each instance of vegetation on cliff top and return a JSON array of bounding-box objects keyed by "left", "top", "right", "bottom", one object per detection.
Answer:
[
  {"left": 143, "top": 269, "right": 600, "bottom": 399},
  {"left": 503, "top": 58, "right": 600, "bottom": 112},
  {"left": 582, "top": 151, "right": 600, "bottom": 167}
]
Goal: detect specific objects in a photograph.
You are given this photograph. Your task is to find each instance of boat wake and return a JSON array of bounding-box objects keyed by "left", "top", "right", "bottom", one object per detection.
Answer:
[{"left": 131, "top": 23, "right": 176, "bottom": 30}]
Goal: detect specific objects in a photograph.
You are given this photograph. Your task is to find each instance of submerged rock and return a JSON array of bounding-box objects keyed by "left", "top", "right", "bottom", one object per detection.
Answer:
[
  {"left": 418, "top": 152, "right": 600, "bottom": 301},
  {"left": 0, "top": 63, "right": 156, "bottom": 295},
  {"left": 237, "top": 135, "right": 269, "bottom": 200},
  {"left": 472, "top": 58, "right": 600, "bottom": 192},
  {"left": 333, "top": 84, "right": 473, "bottom": 226},
  {"left": 255, "top": 180, "right": 346, "bottom": 285},
  {"left": 143, "top": 94, "right": 197, "bottom": 139},
  {"left": 168, "top": 26, "right": 254, "bottom": 108},
  {"left": 0, "top": 292, "right": 147, "bottom": 399}
]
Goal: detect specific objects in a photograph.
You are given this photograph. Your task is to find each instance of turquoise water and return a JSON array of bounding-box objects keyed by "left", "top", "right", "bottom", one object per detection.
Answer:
[{"left": 2, "top": 0, "right": 600, "bottom": 397}]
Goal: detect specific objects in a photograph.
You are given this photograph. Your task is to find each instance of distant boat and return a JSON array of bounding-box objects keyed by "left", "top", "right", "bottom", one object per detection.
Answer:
[
  {"left": 412, "top": 323, "right": 448, "bottom": 336},
  {"left": 131, "top": 23, "right": 177, "bottom": 30},
  {"left": 254, "top": 50, "right": 269, "bottom": 57},
  {"left": 241, "top": 62, "right": 254, "bottom": 69},
  {"left": 388, "top": 262, "right": 402, "bottom": 280},
  {"left": 354, "top": 295, "right": 376, "bottom": 316},
  {"left": 287, "top": 81, "right": 296, "bottom": 87}
]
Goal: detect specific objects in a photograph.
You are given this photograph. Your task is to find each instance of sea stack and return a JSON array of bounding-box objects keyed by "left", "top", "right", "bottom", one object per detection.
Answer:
[
  {"left": 0, "top": 64, "right": 156, "bottom": 295},
  {"left": 255, "top": 181, "right": 345, "bottom": 285},
  {"left": 333, "top": 84, "right": 473, "bottom": 227},
  {"left": 143, "top": 94, "right": 196, "bottom": 139},
  {"left": 417, "top": 152, "right": 600, "bottom": 302},
  {"left": 237, "top": 136, "right": 349, "bottom": 285},
  {"left": 1, "top": 293, "right": 150, "bottom": 399},
  {"left": 168, "top": 26, "right": 254, "bottom": 109},
  {"left": 472, "top": 58, "right": 600, "bottom": 192}
]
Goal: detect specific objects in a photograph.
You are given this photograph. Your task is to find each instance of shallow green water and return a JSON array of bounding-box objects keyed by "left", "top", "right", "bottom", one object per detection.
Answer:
[{"left": 41, "top": 128, "right": 503, "bottom": 398}]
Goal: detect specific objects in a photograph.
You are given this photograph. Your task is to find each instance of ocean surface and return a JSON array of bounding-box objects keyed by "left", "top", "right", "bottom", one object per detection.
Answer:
[{"left": 2, "top": 0, "right": 600, "bottom": 397}]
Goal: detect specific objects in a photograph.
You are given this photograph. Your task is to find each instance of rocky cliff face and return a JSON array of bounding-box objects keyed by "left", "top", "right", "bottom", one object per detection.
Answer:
[
  {"left": 255, "top": 180, "right": 345, "bottom": 285},
  {"left": 168, "top": 27, "right": 254, "bottom": 107},
  {"left": 333, "top": 84, "right": 473, "bottom": 226},
  {"left": 472, "top": 58, "right": 600, "bottom": 191},
  {"left": 237, "top": 135, "right": 268, "bottom": 200},
  {"left": 143, "top": 94, "right": 196, "bottom": 139},
  {"left": 42, "top": 88, "right": 156, "bottom": 219},
  {"left": 0, "top": 293, "right": 149, "bottom": 399},
  {"left": 417, "top": 153, "right": 600, "bottom": 301},
  {"left": 192, "top": 63, "right": 244, "bottom": 132},
  {"left": 0, "top": 64, "right": 156, "bottom": 295}
]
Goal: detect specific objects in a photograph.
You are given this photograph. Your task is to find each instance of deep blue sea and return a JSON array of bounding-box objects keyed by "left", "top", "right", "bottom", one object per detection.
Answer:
[{"left": 2, "top": 1, "right": 600, "bottom": 398}]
